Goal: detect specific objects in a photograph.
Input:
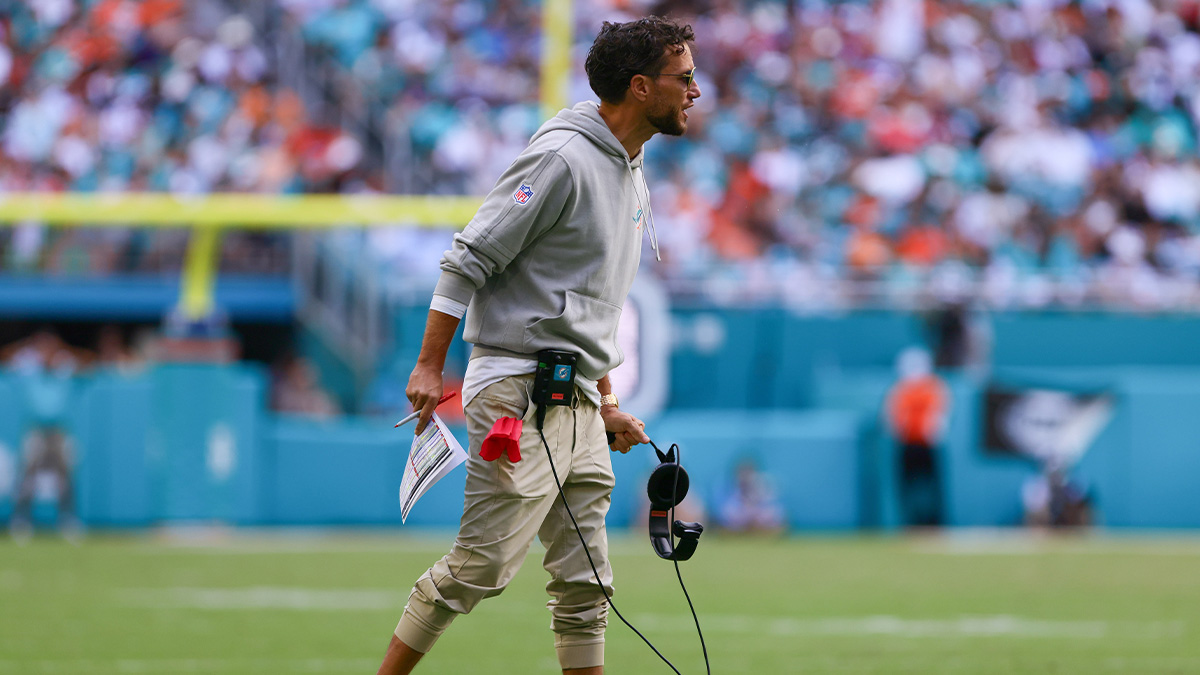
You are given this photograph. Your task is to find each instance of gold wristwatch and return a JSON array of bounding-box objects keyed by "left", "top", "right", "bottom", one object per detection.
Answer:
[{"left": 600, "top": 393, "right": 619, "bottom": 408}]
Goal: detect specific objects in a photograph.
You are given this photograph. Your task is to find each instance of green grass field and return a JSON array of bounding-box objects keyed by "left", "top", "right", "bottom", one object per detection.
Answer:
[{"left": 2, "top": 530, "right": 1199, "bottom": 674}]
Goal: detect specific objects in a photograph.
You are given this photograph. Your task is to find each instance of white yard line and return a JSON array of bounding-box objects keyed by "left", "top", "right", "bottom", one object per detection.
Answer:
[
  {"left": 629, "top": 613, "right": 1186, "bottom": 640},
  {"left": 124, "top": 529, "right": 652, "bottom": 556},
  {"left": 131, "top": 533, "right": 456, "bottom": 556},
  {"left": 912, "top": 530, "right": 1200, "bottom": 556},
  {"left": 116, "top": 586, "right": 405, "bottom": 611},
  {"left": 112, "top": 586, "right": 1188, "bottom": 643},
  {"left": 0, "top": 658, "right": 377, "bottom": 673},
  {"left": 7, "top": 654, "right": 1200, "bottom": 674}
]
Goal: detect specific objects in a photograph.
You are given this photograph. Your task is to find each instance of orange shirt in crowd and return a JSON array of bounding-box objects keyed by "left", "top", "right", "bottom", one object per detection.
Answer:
[
  {"left": 895, "top": 225, "right": 949, "bottom": 267},
  {"left": 886, "top": 375, "right": 949, "bottom": 446}
]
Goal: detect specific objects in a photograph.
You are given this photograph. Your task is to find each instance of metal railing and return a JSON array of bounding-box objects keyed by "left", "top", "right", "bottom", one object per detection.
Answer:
[{"left": 291, "top": 232, "right": 391, "bottom": 383}]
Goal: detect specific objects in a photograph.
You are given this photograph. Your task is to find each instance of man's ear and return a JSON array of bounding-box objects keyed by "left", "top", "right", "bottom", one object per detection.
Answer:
[{"left": 628, "top": 74, "right": 652, "bottom": 103}]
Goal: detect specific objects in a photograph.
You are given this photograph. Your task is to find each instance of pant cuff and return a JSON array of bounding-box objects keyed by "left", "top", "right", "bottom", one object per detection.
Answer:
[
  {"left": 394, "top": 609, "right": 446, "bottom": 654},
  {"left": 556, "top": 639, "right": 604, "bottom": 670}
]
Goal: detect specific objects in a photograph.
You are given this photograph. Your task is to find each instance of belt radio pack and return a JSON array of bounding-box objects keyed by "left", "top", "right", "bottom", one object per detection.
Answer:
[{"left": 532, "top": 349, "right": 577, "bottom": 430}]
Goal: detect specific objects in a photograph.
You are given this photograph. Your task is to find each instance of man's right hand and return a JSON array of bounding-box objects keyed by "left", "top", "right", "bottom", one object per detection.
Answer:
[
  {"left": 406, "top": 363, "right": 444, "bottom": 434},
  {"left": 405, "top": 309, "right": 461, "bottom": 434}
]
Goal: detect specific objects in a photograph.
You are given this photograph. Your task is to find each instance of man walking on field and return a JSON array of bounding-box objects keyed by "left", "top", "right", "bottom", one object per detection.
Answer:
[{"left": 376, "top": 16, "right": 701, "bottom": 675}]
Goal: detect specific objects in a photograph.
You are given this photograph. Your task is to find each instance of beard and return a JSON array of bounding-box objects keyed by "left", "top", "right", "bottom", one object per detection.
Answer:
[{"left": 647, "top": 102, "right": 687, "bottom": 136}]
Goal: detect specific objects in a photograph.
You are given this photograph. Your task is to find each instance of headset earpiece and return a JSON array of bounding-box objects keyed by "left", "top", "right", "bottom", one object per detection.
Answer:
[
  {"left": 646, "top": 444, "right": 704, "bottom": 561},
  {"left": 647, "top": 462, "right": 689, "bottom": 506}
]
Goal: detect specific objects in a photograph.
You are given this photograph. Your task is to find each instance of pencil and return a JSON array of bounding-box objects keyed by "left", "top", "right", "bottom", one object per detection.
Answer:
[{"left": 394, "top": 391, "right": 458, "bottom": 428}]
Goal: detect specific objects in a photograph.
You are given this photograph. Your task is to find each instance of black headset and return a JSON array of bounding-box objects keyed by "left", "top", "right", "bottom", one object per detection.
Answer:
[
  {"left": 646, "top": 443, "right": 704, "bottom": 561},
  {"left": 552, "top": 397, "right": 710, "bottom": 673}
]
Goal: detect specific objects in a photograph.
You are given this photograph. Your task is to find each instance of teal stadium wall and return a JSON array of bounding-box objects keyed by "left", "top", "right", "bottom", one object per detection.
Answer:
[{"left": 2, "top": 311, "right": 1200, "bottom": 530}]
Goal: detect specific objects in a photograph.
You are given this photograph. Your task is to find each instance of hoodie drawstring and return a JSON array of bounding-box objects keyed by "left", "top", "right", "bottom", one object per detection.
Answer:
[{"left": 626, "top": 161, "right": 660, "bottom": 262}]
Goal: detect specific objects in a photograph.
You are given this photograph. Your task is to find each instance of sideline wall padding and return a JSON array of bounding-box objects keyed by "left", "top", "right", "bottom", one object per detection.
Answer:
[
  {"left": 78, "top": 374, "right": 155, "bottom": 525},
  {"left": 7, "top": 309, "right": 1200, "bottom": 530},
  {"left": 149, "top": 364, "right": 265, "bottom": 523},
  {"left": 260, "top": 417, "right": 454, "bottom": 525}
]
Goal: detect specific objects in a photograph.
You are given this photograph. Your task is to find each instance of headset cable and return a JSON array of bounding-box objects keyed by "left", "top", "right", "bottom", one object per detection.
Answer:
[
  {"left": 653, "top": 438, "right": 710, "bottom": 675},
  {"left": 538, "top": 412, "right": 711, "bottom": 674}
]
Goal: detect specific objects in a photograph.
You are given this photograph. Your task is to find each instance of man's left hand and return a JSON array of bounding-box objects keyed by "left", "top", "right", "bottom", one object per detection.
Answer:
[{"left": 601, "top": 406, "right": 649, "bottom": 454}]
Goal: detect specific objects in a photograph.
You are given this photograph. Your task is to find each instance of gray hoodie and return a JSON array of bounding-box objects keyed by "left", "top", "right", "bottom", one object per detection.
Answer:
[{"left": 433, "top": 101, "right": 651, "bottom": 381}]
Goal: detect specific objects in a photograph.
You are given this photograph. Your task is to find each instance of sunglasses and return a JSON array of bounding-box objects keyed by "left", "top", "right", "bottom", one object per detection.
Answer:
[{"left": 645, "top": 66, "right": 696, "bottom": 88}]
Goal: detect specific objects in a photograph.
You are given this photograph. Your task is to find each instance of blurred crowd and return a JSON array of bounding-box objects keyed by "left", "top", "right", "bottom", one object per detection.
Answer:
[
  {"left": 5, "top": 0, "right": 1200, "bottom": 309},
  {"left": 638, "top": 0, "right": 1200, "bottom": 310},
  {"left": 0, "top": 326, "right": 341, "bottom": 418},
  {"left": 0, "top": 0, "right": 333, "bottom": 276},
  {"left": 0, "top": 325, "right": 144, "bottom": 374}
]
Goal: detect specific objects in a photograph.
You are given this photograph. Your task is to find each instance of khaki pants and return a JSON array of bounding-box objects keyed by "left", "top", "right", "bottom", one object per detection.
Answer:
[{"left": 395, "top": 374, "right": 615, "bottom": 670}]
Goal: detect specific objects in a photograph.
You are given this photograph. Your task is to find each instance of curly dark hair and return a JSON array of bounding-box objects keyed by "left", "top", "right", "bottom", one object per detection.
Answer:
[{"left": 584, "top": 16, "right": 695, "bottom": 104}]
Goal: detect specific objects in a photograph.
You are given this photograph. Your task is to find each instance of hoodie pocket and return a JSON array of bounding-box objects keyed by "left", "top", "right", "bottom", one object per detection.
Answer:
[{"left": 522, "top": 289, "right": 623, "bottom": 371}]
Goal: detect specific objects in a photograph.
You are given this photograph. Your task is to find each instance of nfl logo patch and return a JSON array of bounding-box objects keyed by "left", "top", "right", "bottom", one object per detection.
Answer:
[{"left": 513, "top": 183, "right": 534, "bottom": 205}]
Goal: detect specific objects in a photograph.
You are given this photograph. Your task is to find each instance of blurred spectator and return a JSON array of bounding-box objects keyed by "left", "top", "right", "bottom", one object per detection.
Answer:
[
  {"left": 884, "top": 346, "right": 950, "bottom": 528},
  {"left": 926, "top": 301, "right": 990, "bottom": 373},
  {"left": 0, "top": 329, "right": 93, "bottom": 542},
  {"left": 270, "top": 354, "right": 341, "bottom": 419},
  {"left": 1022, "top": 464, "right": 1093, "bottom": 529},
  {"left": 714, "top": 457, "right": 785, "bottom": 535},
  {"left": 94, "top": 323, "right": 145, "bottom": 374}
]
